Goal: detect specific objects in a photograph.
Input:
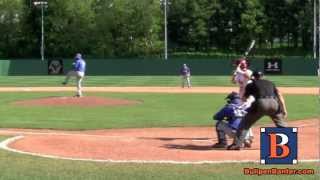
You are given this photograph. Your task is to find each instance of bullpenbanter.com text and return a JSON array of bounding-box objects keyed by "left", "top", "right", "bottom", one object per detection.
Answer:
[{"left": 243, "top": 168, "right": 315, "bottom": 176}]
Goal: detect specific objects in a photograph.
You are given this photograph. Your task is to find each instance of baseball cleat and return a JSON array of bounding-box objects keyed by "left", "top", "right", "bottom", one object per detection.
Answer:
[
  {"left": 227, "top": 143, "right": 241, "bottom": 150},
  {"left": 244, "top": 139, "right": 253, "bottom": 148},
  {"left": 212, "top": 142, "right": 227, "bottom": 148}
]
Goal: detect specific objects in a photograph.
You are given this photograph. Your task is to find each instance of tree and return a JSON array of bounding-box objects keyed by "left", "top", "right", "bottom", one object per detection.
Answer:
[
  {"left": 168, "top": 0, "right": 216, "bottom": 51},
  {"left": 44, "top": 0, "right": 95, "bottom": 58},
  {"left": 0, "top": 0, "right": 24, "bottom": 58},
  {"left": 0, "top": 0, "right": 314, "bottom": 58},
  {"left": 93, "top": 0, "right": 162, "bottom": 57},
  {"left": 210, "top": 0, "right": 263, "bottom": 51},
  {"left": 300, "top": 0, "right": 312, "bottom": 49}
]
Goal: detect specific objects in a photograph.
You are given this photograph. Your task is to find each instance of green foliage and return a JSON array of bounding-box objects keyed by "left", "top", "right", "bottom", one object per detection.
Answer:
[
  {"left": 45, "top": 0, "right": 95, "bottom": 57},
  {"left": 261, "top": 0, "right": 311, "bottom": 49},
  {"left": 168, "top": 0, "right": 216, "bottom": 51},
  {"left": 0, "top": 0, "right": 24, "bottom": 57},
  {"left": 92, "top": 0, "right": 162, "bottom": 57},
  {"left": 0, "top": 0, "right": 314, "bottom": 58}
]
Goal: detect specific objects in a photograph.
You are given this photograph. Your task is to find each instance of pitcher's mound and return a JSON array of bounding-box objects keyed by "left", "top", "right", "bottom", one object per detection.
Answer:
[{"left": 13, "top": 96, "right": 141, "bottom": 107}]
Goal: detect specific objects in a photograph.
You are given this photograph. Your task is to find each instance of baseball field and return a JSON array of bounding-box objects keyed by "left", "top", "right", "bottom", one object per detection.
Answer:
[{"left": 0, "top": 75, "right": 318, "bottom": 180}]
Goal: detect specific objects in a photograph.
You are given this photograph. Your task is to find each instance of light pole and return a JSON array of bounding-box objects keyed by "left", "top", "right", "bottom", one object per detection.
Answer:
[
  {"left": 164, "top": 0, "right": 168, "bottom": 60},
  {"left": 314, "top": 0, "right": 317, "bottom": 60},
  {"left": 313, "top": 0, "right": 320, "bottom": 76},
  {"left": 314, "top": 0, "right": 320, "bottom": 74},
  {"left": 33, "top": 1, "right": 48, "bottom": 61}
]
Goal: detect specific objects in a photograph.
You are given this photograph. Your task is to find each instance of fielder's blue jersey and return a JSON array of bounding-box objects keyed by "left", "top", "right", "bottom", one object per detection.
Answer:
[
  {"left": 74, "top": 58, "right": 86, "bottom": 72},
  {"left": 213, "top": 103, "right": 247, "bottom": 129},
  {"left": 180, "top": 67, "right": 190, "bottom": 75}
]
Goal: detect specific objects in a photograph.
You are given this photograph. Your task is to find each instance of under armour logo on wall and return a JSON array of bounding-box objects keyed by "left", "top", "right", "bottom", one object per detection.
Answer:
[
  {"left": 264, "top": 58, "right": 282, "bottom": 74},
  {"left": 267, "top": 62, "right": 279, "bottom": 69}
]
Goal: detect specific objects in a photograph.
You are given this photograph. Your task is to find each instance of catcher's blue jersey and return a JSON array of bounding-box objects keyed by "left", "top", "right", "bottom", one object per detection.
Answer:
[{"left": 213, "top": 103, "right": 247, "bottom": 129}]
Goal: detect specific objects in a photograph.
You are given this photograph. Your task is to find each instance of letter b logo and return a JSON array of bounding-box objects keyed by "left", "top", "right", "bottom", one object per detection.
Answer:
[
  {"left": 269, "top": 133, "right": 290, "bottom": 158},
  {"left": 261, "top": 128, "right": 297, "bottom": 164}
]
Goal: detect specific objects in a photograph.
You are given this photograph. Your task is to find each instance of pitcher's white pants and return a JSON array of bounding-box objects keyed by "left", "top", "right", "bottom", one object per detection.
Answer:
[{"left": 64, "top": 71, "right": 84, "bottom": 96}]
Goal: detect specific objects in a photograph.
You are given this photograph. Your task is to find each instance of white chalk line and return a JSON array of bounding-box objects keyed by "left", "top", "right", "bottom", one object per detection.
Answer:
[
  {"left": 0, "top": 136, "right": 318, "bottom": 165},
  {"left": 0, "top": 129, "right": 136, "bottom": 140},
  {"left": 0, "top": 129, "right": 216, "bottom": 142}
]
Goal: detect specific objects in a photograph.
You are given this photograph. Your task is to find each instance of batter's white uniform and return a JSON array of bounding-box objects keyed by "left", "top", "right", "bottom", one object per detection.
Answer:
[
  {"left": 232, "top": 67, "right": 254, "bottom": 141},
  {"left": 233, "top": 68, "right": 253, "bottom": 98}
]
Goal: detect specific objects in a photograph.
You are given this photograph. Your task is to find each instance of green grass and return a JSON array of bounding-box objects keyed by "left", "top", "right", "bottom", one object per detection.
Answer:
[
  {"left": 0, "top": 92, "right": 317, "bottom": 130},
  {"left": 0, "top": 147, "right": 318, "bottom": 180},
  {"left": 0, "top": 75, "right": 317, "bottom": 87}
]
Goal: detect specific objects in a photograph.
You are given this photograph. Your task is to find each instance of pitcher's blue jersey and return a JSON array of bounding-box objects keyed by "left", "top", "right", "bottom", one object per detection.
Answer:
[
  {"left": 74, "top": 58, "right": 86, "bottom": 72},
  {"left": 213, "top": 102, "right": 247, "bottom": 129}
]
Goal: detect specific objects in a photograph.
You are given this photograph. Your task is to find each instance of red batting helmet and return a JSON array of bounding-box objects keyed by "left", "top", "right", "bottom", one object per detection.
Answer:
[{"left": 234, "top": 58, "right": 249, "bottom": 70}]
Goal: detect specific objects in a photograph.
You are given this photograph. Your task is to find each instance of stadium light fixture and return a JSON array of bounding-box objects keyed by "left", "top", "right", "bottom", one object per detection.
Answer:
[{"left": 33, "top": 1, "right": 48, "bottom": 61}]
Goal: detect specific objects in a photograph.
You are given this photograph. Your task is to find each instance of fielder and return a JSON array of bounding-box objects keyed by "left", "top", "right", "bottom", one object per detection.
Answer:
[
  {"left": 62, "top": 53, "right": 86, "bottom": 97},
  {"left": 212, "top": 92, "right": 253, "bottom": 148},
  {"left": 180, "top": 64, "right": 191, "bottom": 88}
]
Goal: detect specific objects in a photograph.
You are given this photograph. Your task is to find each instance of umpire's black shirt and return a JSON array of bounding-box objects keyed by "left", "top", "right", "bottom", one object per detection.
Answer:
[{"left": 244, "top": 79, "right": 277, "bottom": 99}]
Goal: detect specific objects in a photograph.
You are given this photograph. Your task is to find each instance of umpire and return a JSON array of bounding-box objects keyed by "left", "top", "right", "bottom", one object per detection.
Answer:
[{"left": 228, "top": 71, "right": 288, "bottom": 150}]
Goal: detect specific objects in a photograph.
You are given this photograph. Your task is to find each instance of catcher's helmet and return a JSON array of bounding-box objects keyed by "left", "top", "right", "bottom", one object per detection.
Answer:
[
  {"left": 252, "top": 70, "right": 264, "bottom": 79},
  {"left": 225, "top": 91, "right": 240, "bottom": 101}
]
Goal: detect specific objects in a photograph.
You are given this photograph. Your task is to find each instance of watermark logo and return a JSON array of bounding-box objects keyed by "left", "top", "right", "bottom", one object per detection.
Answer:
[{"left": 260, "top": 127, "right": 297, "bottom": 165}]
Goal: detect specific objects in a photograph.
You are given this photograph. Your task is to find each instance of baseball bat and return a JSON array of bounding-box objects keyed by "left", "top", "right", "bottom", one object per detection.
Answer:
[{"left": 244, "top": 40, "right": 256, "bottom": 57}]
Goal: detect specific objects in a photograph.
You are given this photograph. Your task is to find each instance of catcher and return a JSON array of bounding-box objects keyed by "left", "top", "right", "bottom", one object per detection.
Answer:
[{"left": 212, "top": 92, "right": 253, "bottom": 148}]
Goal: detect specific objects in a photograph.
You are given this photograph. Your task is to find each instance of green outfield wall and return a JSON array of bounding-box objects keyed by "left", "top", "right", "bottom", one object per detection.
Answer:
[{"left": 0, "top": 57, "right": 317, "bottom": 75}]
